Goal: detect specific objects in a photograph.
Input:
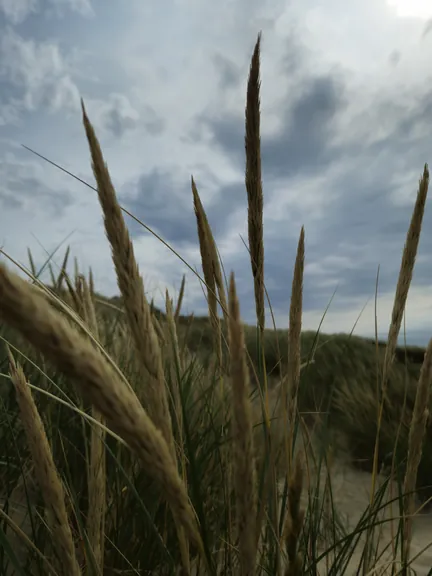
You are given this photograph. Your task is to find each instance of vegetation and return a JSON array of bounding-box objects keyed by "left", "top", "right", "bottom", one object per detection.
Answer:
[{"left": 1, "top": 33, "right": 432, "bottom": 575}]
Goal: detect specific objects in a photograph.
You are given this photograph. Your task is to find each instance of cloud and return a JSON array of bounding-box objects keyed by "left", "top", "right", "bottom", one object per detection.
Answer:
[
  {"left": 2, "top": 0, "right": 432, "bottom": 345},
  {"left": 0, "top": 152, "right": 74, "bottom": 216},
  {"left": 0, "top": 0, "right": 93, "bottom": 23},
  {"left": 194, "top": 71, "right": 347, "bottom": 181},
  {"left": 0, "top": 0, "right": 37, "bottom": 24},
  {"left": 0, "top": 28, "right": 80, "bottom": 118},
  {"left": 89, "top": 93, "right": 165, "bottom": 138}
]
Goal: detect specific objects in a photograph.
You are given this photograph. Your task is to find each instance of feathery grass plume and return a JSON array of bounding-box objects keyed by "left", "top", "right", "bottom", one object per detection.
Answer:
[
  {"left": 190, "top": 178, "right": 228, "bottom": 321},
  {"left": 245, "top": 32, "right": 264, "bottom": 335},
  {"left": 80, "top": 273, "right": 106, "bottom": 573},
  {"left": 81, "top": 101, "right": 175, "bottom": 460},
  {"left": 383, "top": 164, "right": 429, "bottom": 386},
  {"left": 56, "top": 245, "right": 71, "bottom": 292},
  {"left": 80, "top": 274, "right": 99, "bottom": 339},
  {"left": 48, "top": 262, "right": 57, "bottom": 288},
  {"left": 7, "top": 348, "right": 82, "bottom": 576},
  {"left": 245, "top": 32, "right": 271, "bottom": 433},
  {"left": 63, "top": 267, "right": 83, "bottom": 315},
  {"left": 282, "top": 227, "right": 305, "bottom": 472},
  {"left": 191, "top": 177, "right": 224, "bottom": 371},
  {"left": 372, "top": 164, "right": 429, "bottom": 494},
  {"left": 152, "top": 312, "right": 167, "bottom": 346},
  {"left": 0, "top": 262, "right": 203, "bottom": 554},
  {"left": 175, "top": 273, "right": 186, "bottom": 321},
  {"left": 283, "top": 454, "right": 304, "bottom": 576},
  {"left": 402, "top": 337, "right": 432, "bottom": 563},
  {"left": 27, "top": 247, "right": 37, "bottom": 276},
  {"left": 74, "top": 256, "right": 80, "bottom": 286},
  {"left": 228, "top": 272, "right": 257, "bottom": 575}
]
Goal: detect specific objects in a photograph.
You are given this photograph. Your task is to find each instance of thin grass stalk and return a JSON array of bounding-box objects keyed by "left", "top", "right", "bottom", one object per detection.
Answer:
[
  {"left": 0, "top": 263, "right": 203, "bottom": 555},
  {"left": 7, "top": 348, "right": 81, "bottom": 576},
  {"left": 371, "top": 164, "right": 429, "bottom": 499},
  {"left": 402, "top": 337, "right": 432, "bottom": 564},
  {"left": 81, "top": 274, "right": 106, "bottom": 573},
  {"left": 228, "top": 272, "right": 258, "bottom": 575},
  {"left": 165, "top": 291, "right": 185, "bottom": 467}
]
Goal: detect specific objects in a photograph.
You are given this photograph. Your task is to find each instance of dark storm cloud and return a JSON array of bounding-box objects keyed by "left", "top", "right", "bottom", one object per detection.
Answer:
[
  {"left": 188, "top": 37, "right": 432, "bottom": 332},
  {"left": 195, "top": 72, "right": 347, "bottom": 181},
  {"left": 121, "top": 169, "right": 249, "bottom": 246}
]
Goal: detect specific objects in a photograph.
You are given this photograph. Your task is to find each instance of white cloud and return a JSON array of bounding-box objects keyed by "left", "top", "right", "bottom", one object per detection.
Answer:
[{"left": 0, "top": 28, "right": 80, "bottom": 116}]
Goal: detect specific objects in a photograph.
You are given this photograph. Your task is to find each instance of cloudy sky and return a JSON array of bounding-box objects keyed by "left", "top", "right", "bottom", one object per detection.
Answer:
[{"left": 1, "top": 0, "right": 432, "bottom": 344}]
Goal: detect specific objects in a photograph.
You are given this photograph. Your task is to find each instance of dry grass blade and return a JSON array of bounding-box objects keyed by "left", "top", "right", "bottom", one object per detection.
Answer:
[
  {"left": 6, "top": 348, "right": 82, "bottom": 576},
  {"left": 80, "top": 274, "right": 106, "bottom": 573},
  {"left": 245, "top": 32, "right": 264, "bottom": 334},
  {"left": 402, "top": 337, "right": 432, "bottom": 561},
  {"left": 165, "top": 291, "right": 184, "bottom": 457},
  {"left": 81, "top": 100, "right": 175, "bottom": 461},
  {"left": 228, "top": 272, "right": 257, "bottom": 575},
  {"left": 87, "top": 414, "right": 106, "bottom": 572},
  {"left": 0, "top": 263, "right": 203, "bottom": 553},
  {"left": 0, "top": 506, "right": 60, "bottom": 576}
]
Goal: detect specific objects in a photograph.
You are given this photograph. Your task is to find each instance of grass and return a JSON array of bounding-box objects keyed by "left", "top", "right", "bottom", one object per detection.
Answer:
[{"left": 0, "top": 32, "right": 432, "bottom": 575}]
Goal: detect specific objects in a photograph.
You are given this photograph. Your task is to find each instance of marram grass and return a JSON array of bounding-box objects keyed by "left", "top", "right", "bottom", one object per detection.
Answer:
[{"left": 0, "top": 32, "right": 432, "bottom": 576}]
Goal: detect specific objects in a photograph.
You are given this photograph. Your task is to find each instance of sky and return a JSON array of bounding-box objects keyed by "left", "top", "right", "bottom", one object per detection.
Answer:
[{"left": 1, "top": 0, "right": 432, "bottom": 344}]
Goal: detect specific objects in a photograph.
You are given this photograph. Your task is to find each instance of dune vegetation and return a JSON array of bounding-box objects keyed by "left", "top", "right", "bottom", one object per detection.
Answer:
[{"left": 1, "top": 33, "right": 432, "bottom": 575}]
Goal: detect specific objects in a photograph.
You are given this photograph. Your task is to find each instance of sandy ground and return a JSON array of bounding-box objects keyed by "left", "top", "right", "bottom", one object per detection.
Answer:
[
  {"left": 2, "top": 459, "right": 432, "bottom": 575},
  {"left": 303, "top": 457, "right": 432, "bottom": 575}
]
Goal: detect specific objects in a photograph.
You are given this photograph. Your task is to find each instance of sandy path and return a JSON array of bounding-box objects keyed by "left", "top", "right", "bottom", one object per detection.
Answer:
[
  {"left": 299, "top": 456, "right": 432, "bottom": 575},
  {"left": 3, "top": 462, "right": 432, "bottom": 574}
]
